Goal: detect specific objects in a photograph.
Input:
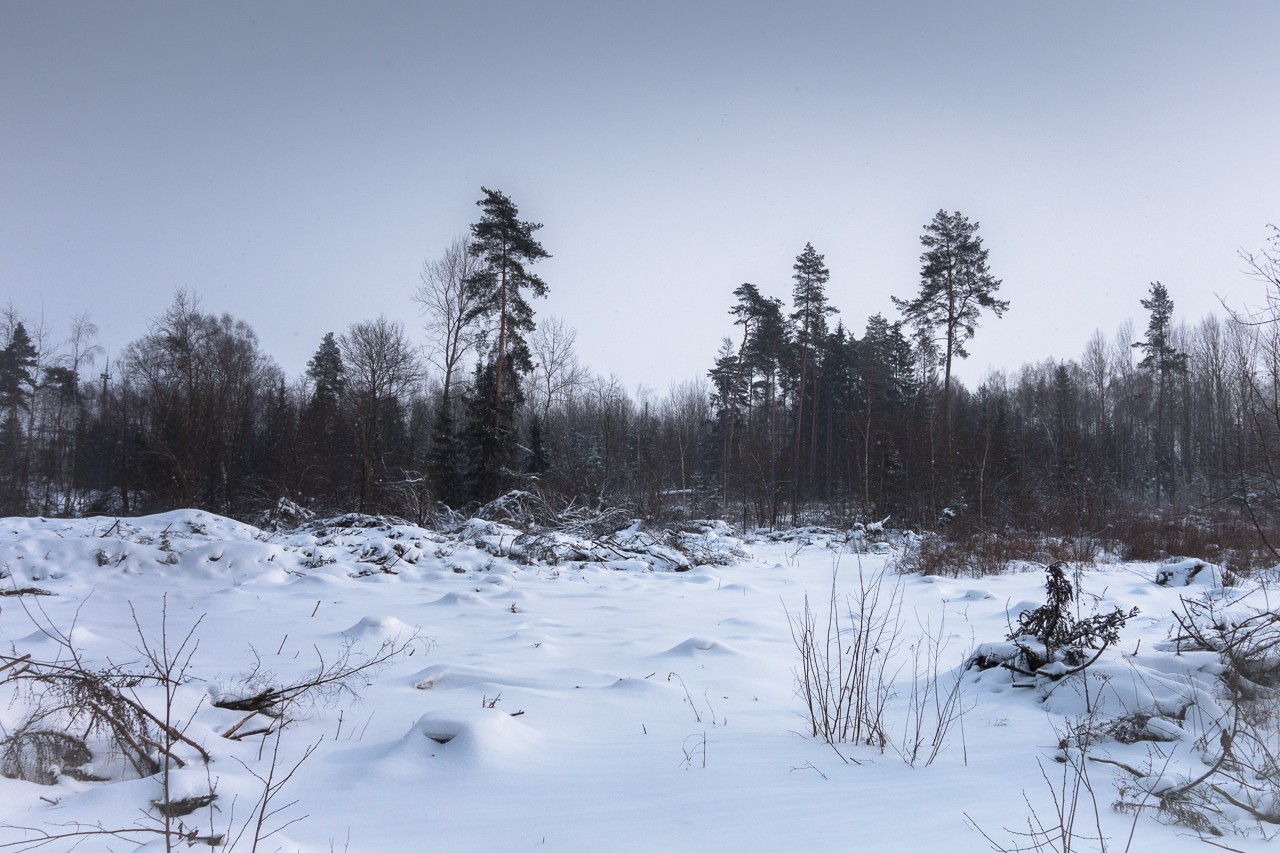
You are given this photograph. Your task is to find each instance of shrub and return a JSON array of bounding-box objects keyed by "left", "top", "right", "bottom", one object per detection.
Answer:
[
  {"left": 786, "top": 564, "right": 902, "bottom": 748},
  {"left": 1004, "top": 563, "right": 1138, "bottom": 677},
  {"left": 895, "top": 531, "right": 1045, "bottom": 577},
  {"left": 1, "top": 729, "right": 95, "bottom": 785}
]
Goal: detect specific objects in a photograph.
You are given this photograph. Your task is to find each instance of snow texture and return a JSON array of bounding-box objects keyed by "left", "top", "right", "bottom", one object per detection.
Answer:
[{"left": 0, "top": 511, "right": 1274, "bottom": 850}]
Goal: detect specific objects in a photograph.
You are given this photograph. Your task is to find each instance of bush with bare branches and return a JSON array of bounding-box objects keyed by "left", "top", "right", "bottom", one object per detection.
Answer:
[
  {"left": 786, "top": 563, "right": 903, "bottom": 750},
  {"left": 0, "top": 599, "right": 417, "bottom": 851}
]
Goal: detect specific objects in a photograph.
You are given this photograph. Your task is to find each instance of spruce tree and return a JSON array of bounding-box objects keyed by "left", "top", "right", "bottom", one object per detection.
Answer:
[
  {"left": 306, "top": 332, "right": 346, "bottom": 408},
  {"left": 1133, "top": 282, "right": 1188, "bottom": 374},
  {"left": 462, "top": 358, "right": 524, "bottom": 503},
  {"left": 302, "top": 332, "right": 350, "bottom": 508},
  {"left": 1133, "top": 281, "right": 1189, "bottom": 504},
  {"left": 526, "top": 416, "right": 549, "bottom": 476},
  {"left": 856, "top": 314, "right": 915, "bottom": 513},
  {"left": 0, "top": 322, "right": 37, "bottom": 513},
  {"left": 426, "top": 404, "right": 458, "bottom": 506},
  {"left": 0, "top": 322, "right": 37, "bottom": 412}
]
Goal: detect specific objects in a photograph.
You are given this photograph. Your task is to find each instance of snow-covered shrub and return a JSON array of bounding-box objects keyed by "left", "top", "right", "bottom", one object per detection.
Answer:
[
  {"left": 1171, "top": 589, "right": 1280, "bottom": 693},
  {"left": 258, "top": 497, "right": 316, "bottom": 530},
  {"left": 661, "top": 521, "right": 750, "bottom": 567},
  {"left": 304, "top": 513, "right": 413, "bottom": 534},
  {"left": 1, "top": 729, "right": 95, "bottom": 785},
  {"left": 970, "top": 563, "right": 1137, "bottom": 681},
  {"left": 473, "top": 490, "right": 554, "bottom": 528},
  {"left": 0, "top": 628, "right": 203, "bottom": 783}
]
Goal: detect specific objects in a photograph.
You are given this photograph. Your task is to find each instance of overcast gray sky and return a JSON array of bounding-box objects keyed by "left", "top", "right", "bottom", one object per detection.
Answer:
[{"left": 3, "top": 1, "right": 1278, "bottom": 390}]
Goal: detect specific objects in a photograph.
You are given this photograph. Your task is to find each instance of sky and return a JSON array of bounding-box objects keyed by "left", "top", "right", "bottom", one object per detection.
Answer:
[{"left": 3, "top": 1, "right": 1279, "bottom": 392}]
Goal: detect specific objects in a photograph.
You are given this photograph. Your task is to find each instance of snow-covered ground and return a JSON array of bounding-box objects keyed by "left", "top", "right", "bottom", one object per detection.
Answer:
[{"left": 0, "top": 510, "right": 1274, "bottom": 851}]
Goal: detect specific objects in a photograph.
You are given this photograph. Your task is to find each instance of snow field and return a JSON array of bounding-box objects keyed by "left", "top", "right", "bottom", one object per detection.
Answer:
[{"left": 0, "top": 511, "right": 1271, "bottom": 851}]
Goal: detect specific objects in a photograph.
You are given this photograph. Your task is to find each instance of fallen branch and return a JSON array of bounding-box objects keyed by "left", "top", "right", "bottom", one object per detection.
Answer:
[{"left": 0, "top": 587, "right": 52, "bottom": 597}]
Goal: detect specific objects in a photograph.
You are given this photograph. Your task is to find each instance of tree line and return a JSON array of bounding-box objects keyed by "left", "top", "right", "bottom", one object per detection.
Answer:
[{"left": 2, "top": 193, "right": 1279, "bottom": 549}]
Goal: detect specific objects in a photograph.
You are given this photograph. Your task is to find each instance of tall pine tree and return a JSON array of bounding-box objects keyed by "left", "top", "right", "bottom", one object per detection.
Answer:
[
  {"left": 462, "top": 187, "right": 550, "bottom": 501},
  {"left": 1133, "top": 281, "right": 1189, "bottom": 505},
  {"left": 789, "top": 243, "right": 836, "bottom": 517},
  {"left": 893, "top": 210, "right": 1007, "bottom": 458}
]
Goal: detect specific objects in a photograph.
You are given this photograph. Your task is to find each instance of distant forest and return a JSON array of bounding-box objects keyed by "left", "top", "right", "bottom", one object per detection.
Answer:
[{"left": 3, "top": 190, "right": 1279, "bottom": 568}]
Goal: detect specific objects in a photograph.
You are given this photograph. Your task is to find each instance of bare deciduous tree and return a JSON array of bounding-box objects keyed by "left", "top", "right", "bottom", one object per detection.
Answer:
[
  {"left": 122, "top": 291, "right": 282, "bottom": 511},
  {"left": 414, "top": 235, "right": 485, "bottom": 406},
  {"left": 340, "top": 317, "right": 421, "bottom": 512},
  {"left": 529, "top": 314, "right": 586, "bottom": 422},
  {"left": 664, "top": 378, "right": 710, "bottom": 518},
  {"left": 1235, "top": 224, "right": 1280, "bottom": 323}
]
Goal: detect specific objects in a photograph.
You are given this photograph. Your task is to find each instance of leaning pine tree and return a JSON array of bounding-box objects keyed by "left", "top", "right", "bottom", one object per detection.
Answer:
[{"left": 461, "top": 187, "right": 551, "bottom": 502}]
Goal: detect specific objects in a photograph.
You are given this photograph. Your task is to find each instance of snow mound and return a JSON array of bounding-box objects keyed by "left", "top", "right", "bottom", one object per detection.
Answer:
[
  {"left": 411, "top": 663, "right": 615, "bottom": 692},
  {"left": 427, "top": 591, "right": 492, "bottom": 607},
  {"left": 1153, "top": 557, "right": 1221, "bottom": 587},
  {"left": 658, "top": 637, "right": 740, "bottom": 657},
  {"left": 401, "top": 708, "right": 539, "bottom": 766},
  {"left": 340, "top": 615, "right": 414, "bottom": 640}
]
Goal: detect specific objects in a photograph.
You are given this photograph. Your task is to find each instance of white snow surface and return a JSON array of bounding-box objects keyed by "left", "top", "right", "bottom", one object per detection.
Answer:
[{"left": 0, "top": 510, "right": 1272, "bottom": 851}]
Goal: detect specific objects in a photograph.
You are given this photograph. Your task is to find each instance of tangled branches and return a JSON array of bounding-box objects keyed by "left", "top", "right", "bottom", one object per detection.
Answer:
[
  {"left": 1, "top": 603, "right": 208, "bottom": 784},
  {"left": 1001, "top": 563, "right": 1137, "bottom": 681}
]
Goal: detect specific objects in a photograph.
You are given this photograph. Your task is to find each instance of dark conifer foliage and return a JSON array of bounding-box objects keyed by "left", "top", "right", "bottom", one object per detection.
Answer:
[
  {"left": 1134, "top": 282, "right": 1188, "bottom": 374},
  {"left": 306, "top": 332, "right": 346, "bottom": 406},
  {"left": 0, "top": 322, "right": 37, "bottom": 411},
  {"left": 465, "top": 188, "right": 550, "bottom": 410},
  {"left": 788, "top": 243, "right": 837, "bottom": 519},
  {"left": 461, "top": 187, "right": 551, "bottom": 503},
  {"left": 526, "top": 416, "right": 550, "bottom": 476},
  {"left": 893, "top": 210, "right": 1008, "bottom": 463},
  {"left": 428, "top": 404, "right": 463, "bottom": 508},
  {"left": 1134, "top": 282, "right": 1190, "bottom": 506},
  {"left": 300, "top": 332, "right": 353, "bottom": 508},
  {"left": 463, "top": 357, "right": 523, "bottom": 503},
  {"left": 0, "top": 322, "right": 39, "bottom": 512}
]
